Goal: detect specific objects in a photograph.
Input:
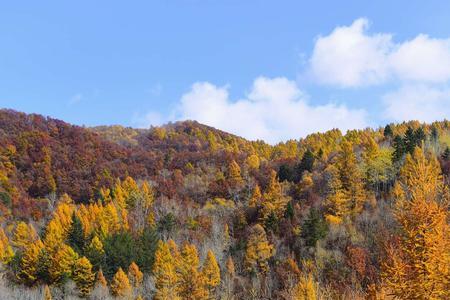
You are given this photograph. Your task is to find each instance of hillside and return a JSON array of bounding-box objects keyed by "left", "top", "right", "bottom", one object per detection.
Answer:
[{"left": 0, "top": 109, "right": 450, "bottom": 299}]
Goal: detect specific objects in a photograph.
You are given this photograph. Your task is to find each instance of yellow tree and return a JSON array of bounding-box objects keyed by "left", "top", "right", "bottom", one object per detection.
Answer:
[
  {"left": 336, "top": 140, "right": 366, "bottom": 216},
  {"left": 382, "top": 147, "right": 450, "bottom": 299},
  {"left": 261, "top": 170, "right": 290, "bottom": 221},
  {"left": 202, "top": 250, "right": 220, "bottom": 296},
  {"left": 48, "top": 244, "right": 79, "bottom": 283},
  {"left": 225, "top": 256, "right": 235, "bottom": 299},
  {"left": 128, "top": 261, "right": 143, "bottom": 288},
  {"left": 0, "top": 227, "right": 13, "bottom": 264},
  {"left": 291, "top": 273, "right": 317, "bottom": 300},
  {"left": 12, "top": 221, "right": 37, "bottom": 250},
  {"left": 43, "top": 284, "right": 52, "bottom": 300},
  {"left": 153, "top": 240, "right": 180, "bottom": 300},
  {"left": 17, "top": 239, "right": 44, "bottom": 285},
  {"left": 73, "top": 256, "right": 95, "bottom": 297},
  {"left": 228, "top": 160, "right": 243, "bottom": 185},
  {"left": 248, "top": 185, "right": 262, "bottom": 207},
  {"left": 246, "top": 154, "right": 261, "bottom": 170},
  {"left": 110, "top": 267, "right": 132, "bottom": 297},
  {"left": 324, "top": 165, "right": 348, "bottom": 224},
  {"left": 177, "top": 243, "right": 208, "bottom": 300},
  {"left": 244, "top": 224, "right": 275, "bottom": 274},
  {"left": 97, "top": 269, "right": 108, "bottom": 287}
]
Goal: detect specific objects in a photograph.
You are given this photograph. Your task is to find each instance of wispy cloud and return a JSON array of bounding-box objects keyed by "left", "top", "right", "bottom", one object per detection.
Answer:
[{"left": 68, "top": 93, "right": 83, "bottom": 106}]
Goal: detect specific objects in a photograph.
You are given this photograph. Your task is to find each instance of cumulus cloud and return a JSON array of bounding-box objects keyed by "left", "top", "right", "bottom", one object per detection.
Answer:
[
  {"left": 309, "top": 18, "right": 450, "bottom": 87},
  {"left": 174, "top": 77, "right": 368, "bottom": 144},
  {"left": 383, "top": 85, "right": 450, "bottom": 123}
]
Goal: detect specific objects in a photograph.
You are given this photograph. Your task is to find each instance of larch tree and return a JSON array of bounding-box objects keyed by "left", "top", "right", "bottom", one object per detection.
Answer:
[
  {"left": 73, "top": 256, "right": 95, "bottom": 297},
  {"left": 43, "top": 284, "right": 52, "bottom": 300},
  {"left": 248, "top": 185, "right": 262, "bottom": 208},
  {"left": 48, "top": 243, "right": 79, "bottom": 284},
  {"left": 96, "top": 269, "right": 108, "bottom": 287},
  {"left": 244, "top": 224, "right": 275, "bottom": 274},
  {"left": 127, "top": 261, "right": 143, "bottom": 288},
  {"left": 85, "top": 235, "right": 105, "bottom": 271},
  {"left": 225, "top": 256, "right": 235, "bottom": 299},
  {"left": 110, "top": 267, "right": 132, "bottom": 297},
  {"left": 177, "top": 243, "right": 208, "bottom": 300},
  {"left": 261, "top": 170, "right": 290, "bottom": 221},
  {"left": 202, "top": 250, "right": 221, "bottom": 296},
  {"left": 336, "top": 140, "right": 366, "bottom": 216},
  {"left": 17, "top": 239, "right": 44, "bottom": 285},
  {"left": 291, "top": 273, "right": 317, "bottom": 300},
  {"left": 12, "top": 221, "right": 37, "bottom": 251},
  {"left": 153, "top": 240, "right": 180, "bottom": 300},
  {"left": 382, "top": 147, "right": 450, "bottom": 299},
  {"left": 0, "top": 227, "right": 13, "bottom": 264}
]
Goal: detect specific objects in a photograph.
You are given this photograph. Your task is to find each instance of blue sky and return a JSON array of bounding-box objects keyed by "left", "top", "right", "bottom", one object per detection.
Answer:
[{"left": 2, "top": 1, "right": 450, "bottom": 143}]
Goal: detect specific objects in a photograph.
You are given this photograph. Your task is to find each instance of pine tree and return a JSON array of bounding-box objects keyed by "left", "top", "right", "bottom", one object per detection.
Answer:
[
  {"left": 244, "top": 224, "right": 275, "bottom": 274},
  {"left": 153, "top": 240, "right": 180, "bottom": 300},
  {"left": 202, "top": 250, "right": 220, "bottom": 295},
  {"left": 85, "top": 235, "right": 105, "bottom": 271},
  {"left": 383, "top": 124, "right": 393, "bottom": 137},
  {"left": 73, "top": 256, "right": 95, "bottom": 297},
  {"left": 382, "top": 147, "right": 450, "bottom": 299},
  {"left": 127, "top": 261, "right": 143, "bottom": 287},
  {"left": 68, "top": 212, "right": 85, "bottom": 254},
  {"left": 110, "top": 267, "right": 131, "bottom": 297}
]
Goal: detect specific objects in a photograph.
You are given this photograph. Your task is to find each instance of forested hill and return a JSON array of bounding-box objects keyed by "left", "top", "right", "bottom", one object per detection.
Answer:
[{"left": 0, "top": 108, "right": 450, "bottom": 299}]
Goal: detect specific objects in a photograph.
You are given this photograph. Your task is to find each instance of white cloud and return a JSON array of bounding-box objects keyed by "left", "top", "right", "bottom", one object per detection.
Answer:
[
  {"left": 383, "top": 85, "right": 450, "bottom": 122},
  {"left": 389, "top": 35, "right": 450, "bottom": 82},
  {"left": 173, "top": 77, "right": 368, "bottom": 144},
  {"left": 69, "top": 93, "right": 83, "bottom": 105},
  {"left": 310, "top": 18, "right": 392, "bottom": 87},
  {"left": 309, "top": 18, "right": 450, "bottom": 87}
]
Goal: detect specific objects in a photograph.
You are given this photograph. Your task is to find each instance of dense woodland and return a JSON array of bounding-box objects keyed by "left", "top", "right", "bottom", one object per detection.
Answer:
[{"left": 0, "top": 108, "right": 450, "bottom": 299}]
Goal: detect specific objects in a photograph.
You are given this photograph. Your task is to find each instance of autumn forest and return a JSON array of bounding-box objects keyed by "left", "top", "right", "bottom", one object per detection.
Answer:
[{"left": 0, "top": 109, "right": 449, "bottom": 299}]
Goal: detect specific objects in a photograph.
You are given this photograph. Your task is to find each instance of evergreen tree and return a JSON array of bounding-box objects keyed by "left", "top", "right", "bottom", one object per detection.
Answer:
[
  {"left": 383, "top": 124, "right": 393, "bottom": 138},
  {"left": 392, "top": 134, "right": 405, "bottom": 162},
  {"left": 295, "top": 149, "right": 315, "bottom": 181},
  {"left": 302, "top": 209, "right": 328, "bottom": 247},
  {"left": 85, "top": 235, "right": 105, "bottom": 271},
  {"left": 67, "top": 213, "right": 85, "bottom": 254}
]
